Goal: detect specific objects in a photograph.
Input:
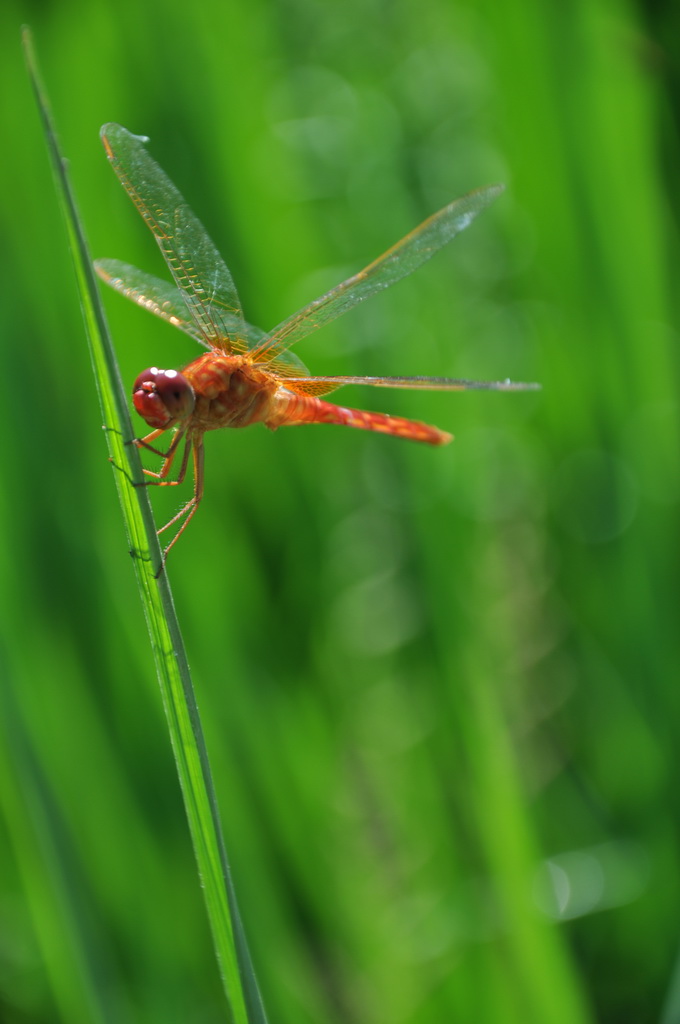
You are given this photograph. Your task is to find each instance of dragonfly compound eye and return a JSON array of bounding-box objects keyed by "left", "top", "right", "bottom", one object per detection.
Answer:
[{"left": 132, "top": 367, "right": 196, "bottom": 428}]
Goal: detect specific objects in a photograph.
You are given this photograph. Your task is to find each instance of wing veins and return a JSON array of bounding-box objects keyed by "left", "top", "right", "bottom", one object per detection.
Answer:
[
  {"left": 281, "top": 374, "right": 541, "bottom": 396},
  {"left": 101, "top": 124, "right": 247, "bottom": 353},
  {"left": 254, "top": 184, "right": 504, "bottom": 363}
]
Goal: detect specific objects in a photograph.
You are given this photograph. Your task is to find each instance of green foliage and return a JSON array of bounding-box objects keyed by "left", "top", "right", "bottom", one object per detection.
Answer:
[{"left": 2, "top": 2, "right": 679, "bottom": 1022}]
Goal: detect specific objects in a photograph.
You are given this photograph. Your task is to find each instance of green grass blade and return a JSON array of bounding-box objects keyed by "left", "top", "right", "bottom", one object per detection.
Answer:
[{"left": 22, "top": 27, "right": 267, "bottom": 1024}]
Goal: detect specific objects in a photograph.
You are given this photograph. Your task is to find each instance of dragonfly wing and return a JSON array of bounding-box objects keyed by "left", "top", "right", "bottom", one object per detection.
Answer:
[
  {"left": 254, "top": 184, "right": 504, "bottom": 363},
  {"left": 95, "top": 258, "right": 273, "bottom": 352},
  {"left": 101, "top": 123, "right": 247, "bottom": 353},
  {"left": 260, "top": 350, "right": 311, "bottom": 377},
  {"left": 281, "top": 374, "right": 541, "bottom": 397},
  {"left": 96, "top": 258, "right": 208, "bottom": 346}
]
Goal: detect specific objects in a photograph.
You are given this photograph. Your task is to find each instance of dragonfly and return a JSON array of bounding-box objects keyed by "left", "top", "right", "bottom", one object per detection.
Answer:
[{"left": 95, "top": 123, "right": 538, "bottom": 560}]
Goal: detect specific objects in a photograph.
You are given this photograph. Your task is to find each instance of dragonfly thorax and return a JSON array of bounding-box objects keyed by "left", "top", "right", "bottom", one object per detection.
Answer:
[
  {"left": 132, "top": 366, "right": 196, "bottom": 429},
  {"left": 180, "top": 351, "right": 279, "bottom": 432}
]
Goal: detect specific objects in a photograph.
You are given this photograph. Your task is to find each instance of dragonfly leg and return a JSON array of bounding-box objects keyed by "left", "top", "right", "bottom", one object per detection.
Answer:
[
  {"left": 135, "top": 427, "right": 184, "bottom": 468},
  {"left": 104, "top": 426, "right": 163, "bottom": 485},
  {"left": 153, "top": 440, "right": 205, "bottom": 573},
  {"left": 107, "top": 429, "right": 184, "bottom": 490},
  {"left": 135, "top": 428, "right": 193, "bottom": 488}
]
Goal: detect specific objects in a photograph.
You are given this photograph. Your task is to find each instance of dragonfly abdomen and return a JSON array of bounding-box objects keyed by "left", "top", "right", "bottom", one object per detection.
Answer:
[{"left": 271, "top": 389, "right": 453, "bottom": 446}]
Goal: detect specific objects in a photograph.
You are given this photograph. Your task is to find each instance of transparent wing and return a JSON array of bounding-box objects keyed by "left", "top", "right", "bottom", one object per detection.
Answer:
[
  {"left": 96, "top": 258, "right": 209, "bottom": 347},
  {"left": 101, "top": 122, "right": 246, "bottom": 354},
  {"left": 96, "top": 258, "right": 259, "bottom": 350},
  {"left": 254, "top": 184, "right": 504, "bottom": 364},
  {"left": 282, "top": 374, "right": 541, "bottom": 397},
  {"left": 95, "top": 256, "right": 311, "bottom": 376}
]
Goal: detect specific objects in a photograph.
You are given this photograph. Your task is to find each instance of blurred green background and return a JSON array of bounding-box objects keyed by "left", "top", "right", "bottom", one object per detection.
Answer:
[{"left": 2, "top": 0, "right": 679, "bottom": 1021}]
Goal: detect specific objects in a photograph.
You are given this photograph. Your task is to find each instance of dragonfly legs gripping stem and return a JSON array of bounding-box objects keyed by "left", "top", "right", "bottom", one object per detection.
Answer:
[{"left": 135, "top": 429, "right": 206, "bottom": 571}]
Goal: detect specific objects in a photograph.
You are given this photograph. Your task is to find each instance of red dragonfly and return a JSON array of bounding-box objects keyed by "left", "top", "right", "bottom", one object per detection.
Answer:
[{"left": 95, "top": 123, "right": 538, "bottom": 558}]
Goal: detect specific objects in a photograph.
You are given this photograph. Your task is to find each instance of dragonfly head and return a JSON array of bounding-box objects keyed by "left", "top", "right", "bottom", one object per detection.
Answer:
[{"left": 132, "top": 367, "right": 195, "bottom": 429}]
